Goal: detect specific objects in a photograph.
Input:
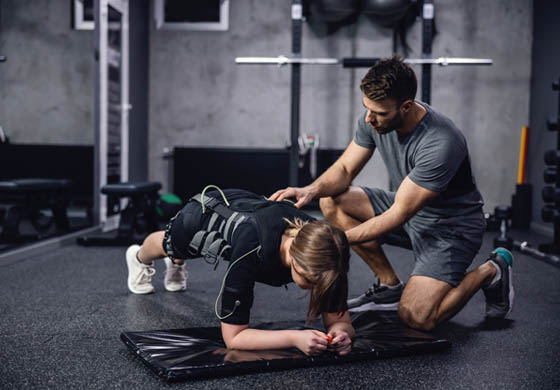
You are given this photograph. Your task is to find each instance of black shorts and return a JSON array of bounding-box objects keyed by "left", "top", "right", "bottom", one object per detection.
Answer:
[{"left": 362, "top": 186, "right": 485, "bottom": 287}]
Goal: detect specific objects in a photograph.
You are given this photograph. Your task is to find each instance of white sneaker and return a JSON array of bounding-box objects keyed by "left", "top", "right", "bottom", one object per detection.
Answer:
[
  {"left": 126, "top": 244, "right": 155, "bottom": 294},
  {"left": 164, "top": 257, "right": 187, "bottom": 292}
]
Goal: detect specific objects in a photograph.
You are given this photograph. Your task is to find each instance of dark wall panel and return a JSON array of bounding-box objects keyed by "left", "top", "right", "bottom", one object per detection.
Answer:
[
  {"left": 172, "top": 147, "right": 343, "bottom": 204},
  {"left": 528, "top": 0, "right": 560, "bottom": 232}
]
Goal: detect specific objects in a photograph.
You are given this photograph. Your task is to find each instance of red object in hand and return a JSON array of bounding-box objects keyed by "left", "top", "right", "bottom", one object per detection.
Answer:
[{"left": 326, "top": 335, "right": 333, "bottom": 346}]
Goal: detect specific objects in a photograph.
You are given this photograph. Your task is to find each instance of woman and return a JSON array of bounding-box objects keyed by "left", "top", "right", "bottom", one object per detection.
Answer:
[{"left": 125, "top": 187, "right": 354, "bottom": 356}]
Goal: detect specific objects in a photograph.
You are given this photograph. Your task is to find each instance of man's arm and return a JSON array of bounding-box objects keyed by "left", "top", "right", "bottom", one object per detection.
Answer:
[
  {"left": 345, "top": 176, "right": 439, "bottom": 244},
  {"left": 269, "top": 141, "right": 373, "bottom": 208}
]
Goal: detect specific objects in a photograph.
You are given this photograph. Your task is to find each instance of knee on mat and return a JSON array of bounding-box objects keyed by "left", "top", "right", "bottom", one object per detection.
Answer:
[{"left": 398, "top": 305, "right": 437, "bottom": 331}]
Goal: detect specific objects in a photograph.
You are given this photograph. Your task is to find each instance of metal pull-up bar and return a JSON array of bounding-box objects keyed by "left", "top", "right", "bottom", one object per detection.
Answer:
[{"left": 235, "top": 56, "right": 493, "bottom": 67}]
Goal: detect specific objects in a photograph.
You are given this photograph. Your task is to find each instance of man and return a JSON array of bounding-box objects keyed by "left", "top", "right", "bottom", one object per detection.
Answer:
[{"left": 270, "top": 56, "right": 513, "bottom": 331}]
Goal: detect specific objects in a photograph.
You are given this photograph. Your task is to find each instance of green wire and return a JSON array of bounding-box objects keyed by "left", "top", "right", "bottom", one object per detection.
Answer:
[
  {"left": 282, "top": 198, "right": 296, "bottom": 206},
  {"left": 201, "top": 184, "right": 230, "bottom": 213}
]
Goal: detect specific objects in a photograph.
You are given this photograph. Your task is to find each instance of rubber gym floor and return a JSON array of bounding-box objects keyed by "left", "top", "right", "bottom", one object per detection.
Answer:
[{"left": 1, "top": 228, "right": 559, "bottom": 389}]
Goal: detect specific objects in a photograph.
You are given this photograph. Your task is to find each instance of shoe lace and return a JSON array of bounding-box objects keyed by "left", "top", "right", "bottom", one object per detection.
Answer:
[
  {"left": 168, "top": 264, "right": 186, "bottom": 282},
  {"left": 138, "top": 266, "right": 155, "bottom": 284},
  {"left": 364, "top": 276, "right": 381, "bottom": 297}
]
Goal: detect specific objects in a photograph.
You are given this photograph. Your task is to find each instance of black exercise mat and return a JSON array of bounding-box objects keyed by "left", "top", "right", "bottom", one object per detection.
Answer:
[{"left": 121, "top": 311, "right": 451, "bottom": 382}]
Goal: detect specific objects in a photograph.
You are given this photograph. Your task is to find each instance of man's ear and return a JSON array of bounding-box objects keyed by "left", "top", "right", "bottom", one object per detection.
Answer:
[{"left": 400, "top": 100, "right": 413, "bottom": 113}]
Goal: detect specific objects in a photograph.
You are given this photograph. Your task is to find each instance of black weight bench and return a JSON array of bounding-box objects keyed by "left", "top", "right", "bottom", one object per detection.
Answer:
[
  {"left": 77, "top": 181, "right": 161, "bottom": 246},
  {"left": 0, "top": 178, "right": 71, "bottom": 243}
]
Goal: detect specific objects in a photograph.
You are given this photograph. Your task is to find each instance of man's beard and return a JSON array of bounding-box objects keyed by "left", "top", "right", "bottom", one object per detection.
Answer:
[{"left": 372, "top": 112, "right": 404, "bottom": 134}]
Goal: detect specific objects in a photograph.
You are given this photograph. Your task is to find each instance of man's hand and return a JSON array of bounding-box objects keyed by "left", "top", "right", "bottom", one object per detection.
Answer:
[
  {"left": 327, "top": 330, "right": 352, "bottom": 355},
  {"left": 269, "top": 186, "right": 315, "bottom": 208},
  {"left": 294, "top": 330, "right": 329, "bottom": 355}
]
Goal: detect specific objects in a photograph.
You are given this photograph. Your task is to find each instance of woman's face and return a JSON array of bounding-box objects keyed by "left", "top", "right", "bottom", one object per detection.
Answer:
[{"left": 290, "top": 258, "right": 313, "bottom": 290}]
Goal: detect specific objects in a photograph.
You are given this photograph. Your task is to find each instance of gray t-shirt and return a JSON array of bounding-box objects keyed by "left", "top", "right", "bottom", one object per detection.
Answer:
[{"left": 354, "top": 102, "right": 484, "bottom": 218}]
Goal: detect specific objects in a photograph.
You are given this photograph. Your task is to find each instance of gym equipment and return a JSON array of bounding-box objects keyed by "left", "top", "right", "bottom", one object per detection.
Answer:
[
  {"left": 0, "top": 143, "right": 94, "bottom": 211},
  {"left": 511, "top": 126, "right": 532, "bottom": 229},
  {"left": 236, "top": 0, "right": 493, "bottom": 187},
  {"left": 308, "top": 0, "right": 361, "bottom": 24},
  {"left": 298, "top": 134, "right": 320, "bottom": 178},
  {"left": 0, "top": 179, "right": 71, "bottom": 243},
  {"left": 493, "top": 206, "right": 514, "bottom": 249},
  {"left": 421, "top": 0, "right": 434, "bottom": 103},
  {"left": 235, "top": 56, "right": 493, "bottom": 67},
  {"left": 305, "top": 0, "right": 422, "bottom": 55},
  {"left": 544, "top": 150, "right": 560, "bottom": 165},
  {"left": 155, "top": 193, "right": 182, "bottom": 221},
  {"left": 493, "top": 205, "right": 560, "bottom": 269},
  {"left": 0, "top": 126, "right": 7, "bottom": 144},
  {"left": 93, "top": 0, "right": 131, "bottom": 231},
  {"left": 363, "top": 0, "right": 416, "bottom": 27},
  {"left": 121, "top": 310, "right": 450, "bottom": 382},
  {"left": 77, "top": 182, "right": 161, "bottom": 246},
  {"left": 541, "top": 205, "right": 560, "bottom": 222},
  {"left": 544, "top": 168, "right": 557, "bottom": 183},
  {"left": 539, "top": 78, "right": 560, "bottom": 254},
  {"left": 542, "top": 186, "right": 560, "bottom": 203}
]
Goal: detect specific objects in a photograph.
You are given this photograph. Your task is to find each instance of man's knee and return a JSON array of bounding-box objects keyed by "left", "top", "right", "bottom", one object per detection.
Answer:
[
  {"left": 319, "top": 196, "right": 338, "bottom": 220},
  {"left": 398, "top": 276, "right": 452, "bottom": 331},
  {"left": 398, "top": 302, "right": 437, "bottom": 331},
  {"left": 319, "top": 189, "right": 356, "bottom": 219}
]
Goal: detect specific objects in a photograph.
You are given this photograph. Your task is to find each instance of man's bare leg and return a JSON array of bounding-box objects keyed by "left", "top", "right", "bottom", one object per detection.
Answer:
[
  {"left": 320, "top": 186, "right": 399, "bottom": 286},
  {"left": 399, "top": 261, "right": 497, "bottom": 330}
]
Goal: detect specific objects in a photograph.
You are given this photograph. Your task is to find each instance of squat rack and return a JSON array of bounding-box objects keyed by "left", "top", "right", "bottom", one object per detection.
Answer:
[{"left": 235, "top": 0, "right": 493, "bottom": 187}]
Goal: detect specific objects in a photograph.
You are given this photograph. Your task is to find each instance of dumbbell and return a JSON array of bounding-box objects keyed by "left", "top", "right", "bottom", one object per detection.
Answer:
[
  {"left": 544, "top": 168, "right": 557, "bottom": 184},
  {"left": 544, "top": 150, "right": 560, "bottom": 165},
  {"left": 542, "top": 186, "right": 560, "bottom": 202},
  {"left": 542, "top": 206, "right": 560, "bottom": 222},
  {"left": 493, "top": 205, "right": 513, "bottom": 249}
]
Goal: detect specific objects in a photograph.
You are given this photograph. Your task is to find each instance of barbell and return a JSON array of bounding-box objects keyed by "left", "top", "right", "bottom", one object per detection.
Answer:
[{"left": 235, "top": 56, "right": 493, "bottom": 67}]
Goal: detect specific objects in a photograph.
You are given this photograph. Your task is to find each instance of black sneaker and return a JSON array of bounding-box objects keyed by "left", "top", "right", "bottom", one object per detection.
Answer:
[
  {"left": 482, "top": 247, "right": 514, "bottom": 318},
  {"left": 347, "top": 276, "right": 404, "bottom": 312}
]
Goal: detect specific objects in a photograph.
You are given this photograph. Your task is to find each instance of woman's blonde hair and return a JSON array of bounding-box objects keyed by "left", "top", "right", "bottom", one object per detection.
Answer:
[{"left": 284, "top": 218, "right": 350, "bottom": 321}]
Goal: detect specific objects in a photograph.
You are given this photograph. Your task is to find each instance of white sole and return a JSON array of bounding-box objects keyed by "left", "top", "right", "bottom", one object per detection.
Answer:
[
  {"left": 164, "top": 285, "right": 186, "bottom": 292},
  {"left": 506, "top": 265, "right": 514, "bottom": 316},
  {"left": 349, "top": 301, "right": 399, "bottom": 312}
]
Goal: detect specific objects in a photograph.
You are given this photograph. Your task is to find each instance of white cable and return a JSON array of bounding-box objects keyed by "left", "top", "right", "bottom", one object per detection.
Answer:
[{"left": 214, "top": 245, "right": 261, "bottom": 320}]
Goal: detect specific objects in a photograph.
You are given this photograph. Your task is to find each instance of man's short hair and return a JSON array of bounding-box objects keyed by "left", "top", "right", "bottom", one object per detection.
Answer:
[{"left": 360, "top": 56, "right": 417, "bottom": 105}]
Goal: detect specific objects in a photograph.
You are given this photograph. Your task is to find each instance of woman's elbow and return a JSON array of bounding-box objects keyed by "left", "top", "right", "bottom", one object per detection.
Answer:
[
  {"left": 223, "top": 339, "right": 235, "bottom": 349},
  {"left": 221, "top": 322, "right": 249, "bottom": 349},
  {"left": 223, "top": 334, "right": 241, "bottom": 350}
]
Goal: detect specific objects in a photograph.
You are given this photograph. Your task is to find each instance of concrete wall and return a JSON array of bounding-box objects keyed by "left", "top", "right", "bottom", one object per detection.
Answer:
[
  {"left": 1, "top": 1, "right": 534, "bottom": 218},
  {"left": 148, "top": 0, "right": 533, "bottom": 214},
  {"left": 0, "top": 0, "right": 94, "bottom": 145}
]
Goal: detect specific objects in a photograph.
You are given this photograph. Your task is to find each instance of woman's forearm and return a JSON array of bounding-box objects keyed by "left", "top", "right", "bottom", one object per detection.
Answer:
[
  {"left": 222, "top": 325, "right": 329, "bottom": 355},
  {"left": 224, "top": 328, "right": 299, "bottom": 351}
]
